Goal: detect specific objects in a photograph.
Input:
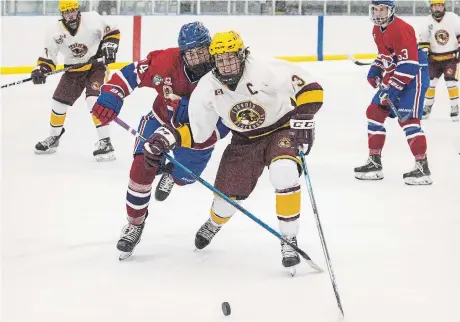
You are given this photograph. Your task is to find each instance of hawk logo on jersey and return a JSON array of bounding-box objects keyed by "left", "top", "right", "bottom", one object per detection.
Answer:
[
  {"left": 230, "top": 101, "right": 266, "bottom": 130},
  {"left": 69, "top": 43, "right": 88, "bottom": 58},
  {"left": 435, "top": 29, "right": 450, "bottom": 45},
  {"left": 152, "top": 75, "right": 163, "bottom": 85}
]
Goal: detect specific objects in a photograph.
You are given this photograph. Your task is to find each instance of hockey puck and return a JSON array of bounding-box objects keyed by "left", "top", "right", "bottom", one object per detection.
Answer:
[{"left": 222, "top": 302, "right": 231, "bottom": 316}]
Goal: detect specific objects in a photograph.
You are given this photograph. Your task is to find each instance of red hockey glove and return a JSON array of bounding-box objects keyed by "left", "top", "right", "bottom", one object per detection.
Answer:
[
  {"left": 289, "top": 114, "right": 315, "bottom": 155},
  {"left": 143, "top": 125, "right": 179, "bottom": 168}
]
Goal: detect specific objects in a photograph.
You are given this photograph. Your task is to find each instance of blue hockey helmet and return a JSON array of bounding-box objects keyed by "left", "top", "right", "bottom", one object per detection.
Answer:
[
  {"left": 177, "top": 22, "right": 213, "bottom": 79},
  {"left": 370, "top": 0, "right": 395, "bottom": 26},
  {"left": 178, "top": 22, "right": 212, "bottom": 52}
]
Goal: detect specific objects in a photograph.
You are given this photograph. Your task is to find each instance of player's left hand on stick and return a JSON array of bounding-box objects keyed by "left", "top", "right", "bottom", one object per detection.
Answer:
[
  {"left": 289, "top": 114, "right": 315, "bottom": 155},
  {"left": 379, "top": 84, "right": 401, "bottom": 107},
  {"left": 31, "top": 64, "right": 52, "bottom": 85},
  {"left": 92, "top": 85, "right": 124, "bottom": 125},
  {"left": 101, "top": 42, "right": 118, "bottom": 64},
  {"left": 143, "top": 125, "right": 178, "bottom": 168}
]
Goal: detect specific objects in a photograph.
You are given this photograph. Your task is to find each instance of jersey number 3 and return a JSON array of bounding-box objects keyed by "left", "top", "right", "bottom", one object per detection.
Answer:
[{"left": 398, "top": 49, "right": 408, "bottom": 61}]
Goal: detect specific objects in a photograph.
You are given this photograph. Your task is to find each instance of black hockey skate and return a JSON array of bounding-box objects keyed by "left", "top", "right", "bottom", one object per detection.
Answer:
[
  {"left": 34, "top": 128, "right": 65, "bottom": 154},
  {"left": 281, "top": 236, "right": 301, "bottom": 276},
  {"left": 117, "top": 220, "right": 146, "bottom": 261},
  {"left": 195, "top": 219, "right": 222, "bottom": 250},
  {"left": 154, "top": 162, "right": 175, "bottom": 201},
  {"left": 403, "top": 157, "right": 433, "bottom": 185},
  {"left": 93, "top": 137, "right": 116, "bottom": 162},
  {"left": 451, "top": 105, "right": 459, "bottom": 122},
  {"left": 422, "top": 104, "right": 432, "bottom": 120},
  {"left": 354, "top": 154, "right": 383, "bottom": 180}
]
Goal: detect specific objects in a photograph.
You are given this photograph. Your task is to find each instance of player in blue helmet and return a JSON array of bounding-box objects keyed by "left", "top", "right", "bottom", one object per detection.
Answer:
[
  {"left": 92, "top": 22, "right": 229, "bottom": 259},
  {"left": 178, "top": 22, "right": 213, "bottom": 78},
  {"left": 369, "top": 0, "right": 395, "bottom": 26}
]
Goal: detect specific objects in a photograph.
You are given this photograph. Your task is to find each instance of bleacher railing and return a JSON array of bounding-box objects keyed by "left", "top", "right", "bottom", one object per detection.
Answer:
[{"left": 3, "top": 0, "right": 460, "bottom": 16}]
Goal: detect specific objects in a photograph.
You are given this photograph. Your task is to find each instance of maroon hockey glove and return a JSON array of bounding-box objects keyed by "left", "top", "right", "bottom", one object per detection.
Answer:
[
  {"left": 289, "top": 114, "right": 315, "bottom": 155},
  {"left": 143, "top": 125, "right": 179, "bottom": 168},
  {"left": 31, "top": 64, "right": 52, "bottom": 85}
]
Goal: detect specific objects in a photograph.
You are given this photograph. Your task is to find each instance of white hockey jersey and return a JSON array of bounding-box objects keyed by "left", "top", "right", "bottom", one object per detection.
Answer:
[
  {"left": 188, "top": 55, "right": 323, "bottom": 143},
  {"left": 39, "top": 11, "right": 118, "bottom": 68},
  {"left": 418, "top": 12, "right": 460, "bottom": 59}
]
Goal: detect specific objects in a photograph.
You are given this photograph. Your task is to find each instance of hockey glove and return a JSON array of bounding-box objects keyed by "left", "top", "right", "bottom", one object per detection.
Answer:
[
  {"left": 289, "top": 114, "right": 315, "bottom": 155},
  {"left": 379, "top": 84, "right": 401, "bottom": 107},
  {"left": 101, "top": 42, "right": 118, "bottom": 64},
  {"left": 31, "top": 64, "right": 52, "bottom": 85},
  {"left": 92, "top": 85, "right": 124, "bottom": 125},
  {"left": 143, "top": 124, "right": 179, "bottom": 168},
  {"left": 367, "top": 65, "right": 383, "bottom": 89}
]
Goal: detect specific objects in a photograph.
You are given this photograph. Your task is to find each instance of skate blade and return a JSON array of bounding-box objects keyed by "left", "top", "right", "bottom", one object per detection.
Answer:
[
  {"left": 288, "top": 266, "right": 296, "bottom": 277},
  {"left": 422, "top": 114, "right": 430, "bottom": 120},
  {"left": 94, "top": 152, "right": 116, "bottom": 162},
  {"left": 355, "top": 171, "right": 384, "bottom": 180},
  {"left": 34, "top": 148, "right": 57, "bottom": 155},
  {"left": 119, "top": 251, "right": 133, "bottom": 261},
  {"left": 451, "top": 116, "right": 459, "bottom": 122},
  {"left": 404, "top": 176, "right": 433, "bottom": 185}
]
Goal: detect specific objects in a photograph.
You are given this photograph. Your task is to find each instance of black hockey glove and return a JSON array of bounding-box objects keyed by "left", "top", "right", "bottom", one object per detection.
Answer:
[
  {"left": 31, "top": 64, "right": 52, "bottom": 85},
  {"left": 101, "top": 42, "right": 118, "bottom": 64},
  {"left": 289, "top": 114, "right": 315, "bottom": 155}
]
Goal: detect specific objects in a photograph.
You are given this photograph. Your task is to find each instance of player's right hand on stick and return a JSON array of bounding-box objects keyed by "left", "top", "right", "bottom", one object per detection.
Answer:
[
  {"left": 289, "top": 114, "right": 315, "bottom": 155},
  {"left": 31, "top": 64, "right": 52, "bottom": 85},
  {"left": 91, "top": 85, "right": 124, "bottom": 125},
  {"left": 143, "top": 125, "right": 179, "bottom": 168}
]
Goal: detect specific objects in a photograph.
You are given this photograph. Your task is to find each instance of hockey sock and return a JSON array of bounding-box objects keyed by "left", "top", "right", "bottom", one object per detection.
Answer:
[
  {"left": 209, "top": 196, "right": 238, "bottom": 226},
  {"left": 366, "top": 104, "right": 389, "bottom": 155},
  {"left": 87, "top": 96, "right": 110, "bottom": 140},
  {"left": 276, "top": 185, "right": 301, "bottom": 236},
  {"left": 49, "top": 100, "right": 68, "bottom": 136},
  {"left": 446, "top": 80, "right": 459, "bottom": 107},
  {"left": 424, "top": 78, "right": 437, "bottom": 107},
  {"left": 399, "top": 118, "right": 427, "bottom": 160},
  {"left": 126, "top": 154, "right": 157, "bottom": 224}
]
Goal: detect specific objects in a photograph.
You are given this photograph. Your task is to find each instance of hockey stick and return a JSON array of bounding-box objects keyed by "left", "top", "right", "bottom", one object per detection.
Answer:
[
  {"left": 298, "top": 148, "right": 344, "bottom": 316},
  {"left": 114, "top": 116, "right": 323, "bottom": 273},
  {"left": 347, "top": 54, "right": 372, "bottom": 66},
  {"left": 1, "top": 57, "right": 105, "bottom": 89}
]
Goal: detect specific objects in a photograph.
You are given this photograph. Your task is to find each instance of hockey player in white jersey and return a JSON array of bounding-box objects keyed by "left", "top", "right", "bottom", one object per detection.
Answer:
[
  {"left": 32, "top": 0, "right": 120, "bottom": 160},
  {"left": 142, "top": 31, "right": 323, "bottom": 270},
  {"left": 419, "top": 0, "right": 460, "bottom": 121}
]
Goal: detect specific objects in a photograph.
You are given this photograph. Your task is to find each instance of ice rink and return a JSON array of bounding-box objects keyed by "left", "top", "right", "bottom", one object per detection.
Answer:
[{"left": 1, "top": 61, "right": 459, "bottom": 322}]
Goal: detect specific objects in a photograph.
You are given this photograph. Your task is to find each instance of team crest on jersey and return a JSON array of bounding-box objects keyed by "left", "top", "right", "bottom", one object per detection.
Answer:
[
  {"left": 152, "top": 75, "right": 163, "bottom": 85},
  {"left": 229, "top": 101, "right": 266, "bottom": 130},
  {"left": 435, "top": 29, "right": 450, "bottom": 45},
  {"left": 278, "top": 137, "right": 291, "bottom": 148},
  {"left": 69, "top": 43, "right": 88, "bottom": 58}
]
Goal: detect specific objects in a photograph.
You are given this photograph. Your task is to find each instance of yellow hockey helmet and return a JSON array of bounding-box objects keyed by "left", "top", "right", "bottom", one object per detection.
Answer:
[
  {"left": 59, "top": 0, "right": 79, "bottom": 13},
  {"left": 209, "top": 31, "right": 245, "bottom": 56},
  {"left": 429, "top": 0, "right": 445, "bottom": 5}
]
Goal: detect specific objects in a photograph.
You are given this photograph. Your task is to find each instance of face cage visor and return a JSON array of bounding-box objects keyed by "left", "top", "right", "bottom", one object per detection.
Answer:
[
  {"left": 182, "top": 46, "right": 213, "bottom": 77},
  {"left": 369, "top": 4, "right": 394, "bottom": 26},
  {"left": 212, "top": 51, "right": 244, "bottom": 86}
]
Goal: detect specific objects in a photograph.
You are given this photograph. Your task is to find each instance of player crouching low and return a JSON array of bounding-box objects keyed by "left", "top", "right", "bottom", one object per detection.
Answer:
[
  {"left": 142, "top": 31, "right": 323, "bottom": 271},
  {"left": 33, "top": 0, "right": 119, "bottom": 161},
  {"left": 354, "top": 0, "right": 432, "bottom": 185}
]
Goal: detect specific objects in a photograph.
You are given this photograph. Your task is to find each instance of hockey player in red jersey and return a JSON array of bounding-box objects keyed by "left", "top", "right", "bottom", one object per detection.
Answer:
[
  {"left": 91, "top": 22, "right": 229, "bottom": 259},
  {"left": 354, "top": 0, "right": 433, "bottom": 185}
]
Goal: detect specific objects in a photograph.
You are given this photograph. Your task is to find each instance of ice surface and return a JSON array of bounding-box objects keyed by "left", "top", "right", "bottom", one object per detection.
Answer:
[{"left": 1, "top": 61, "right": 459, "bottom": 322}]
